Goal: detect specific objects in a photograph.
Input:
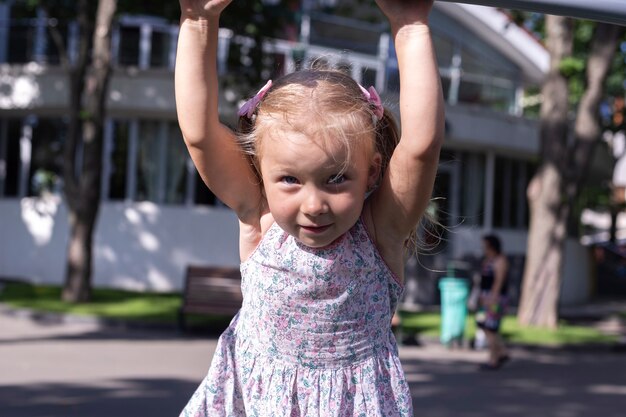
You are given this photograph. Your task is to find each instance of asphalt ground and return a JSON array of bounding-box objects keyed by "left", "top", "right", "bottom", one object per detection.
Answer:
[{"left": 1, "top": 312, "right": 625, "bottom": 417}]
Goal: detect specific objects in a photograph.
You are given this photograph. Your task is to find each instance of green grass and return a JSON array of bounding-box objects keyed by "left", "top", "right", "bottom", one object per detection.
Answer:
[
  {"left": 0, "top": 281, "right": 232, "bottom": 329},
  {"left": 0, "top": 281, "right": 183, "bottom": 322},
  {"left": 400, "top": 311, "right": 618, "bottom": 346},
  {"left": 0, "top": 282, "right": 618, "bottom": 345}
]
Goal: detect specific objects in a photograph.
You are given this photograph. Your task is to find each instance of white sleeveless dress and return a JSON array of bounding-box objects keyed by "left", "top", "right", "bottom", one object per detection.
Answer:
[{"left": 180, "top": 219, "right": 413, "bottom": 416}]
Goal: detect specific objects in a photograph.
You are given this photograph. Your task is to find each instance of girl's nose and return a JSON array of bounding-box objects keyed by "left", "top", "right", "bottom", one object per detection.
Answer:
[{"left": 302, "top": 190, "right": 328, "bottom": 216}]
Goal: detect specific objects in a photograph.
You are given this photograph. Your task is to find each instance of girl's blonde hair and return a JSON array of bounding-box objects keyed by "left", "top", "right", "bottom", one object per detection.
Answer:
[
  {"left": 237, "top": 69, "right": 425, "bottom": 253},
  {"left": 238, "top": 69, "right": 398, "bottom": 186}
]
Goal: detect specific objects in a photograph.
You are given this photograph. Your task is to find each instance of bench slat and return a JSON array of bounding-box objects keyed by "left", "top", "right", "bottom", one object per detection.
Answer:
[{"left": 178, "top": 265, "right": 243, "bottom": 330}]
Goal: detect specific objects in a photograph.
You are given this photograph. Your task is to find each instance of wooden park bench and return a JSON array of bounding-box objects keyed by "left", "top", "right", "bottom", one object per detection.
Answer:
[{"left": 178, "top": 265, "right": 243, "bottom": 331}]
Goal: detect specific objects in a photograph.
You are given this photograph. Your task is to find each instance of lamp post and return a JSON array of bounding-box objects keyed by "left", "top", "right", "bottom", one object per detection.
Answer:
[{"left": 437, "top": 0, "right": 626, "bottom": 25}]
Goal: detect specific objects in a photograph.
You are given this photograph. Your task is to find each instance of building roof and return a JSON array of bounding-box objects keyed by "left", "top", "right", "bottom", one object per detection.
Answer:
[{"left": 436, "top": 2, "right": 549, "bottom": 84}]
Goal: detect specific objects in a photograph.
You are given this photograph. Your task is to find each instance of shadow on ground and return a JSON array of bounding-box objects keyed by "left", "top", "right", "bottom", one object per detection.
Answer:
[
  {"left": 2, "top": 351, "right": 625, "bottom": 417},
  {"left": 401, "top": 349, "right": 626, "bottom": 417},
  {"left": 2, "top": 311, "right": 626, "bottom": 417},
  {"left": 0, "top": 378, "right": 196, "bottom": 417}
]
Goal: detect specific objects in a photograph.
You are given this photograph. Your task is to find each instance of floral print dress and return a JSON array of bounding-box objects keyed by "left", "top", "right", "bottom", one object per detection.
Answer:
[{"left": 180, "top": 219, "right": 413, "bottom": 416}]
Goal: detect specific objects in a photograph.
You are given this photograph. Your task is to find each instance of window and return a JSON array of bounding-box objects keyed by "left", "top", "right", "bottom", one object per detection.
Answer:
[
  {"left": 164, "top": 124, "right": 187, "bottom": 204},
  {"left": 459, "top": 152, "right": 485, "bottom": 226},
  {"left": 103, "top": 118, "right": 222, "bottom": 206},
  {"left": 149, "top": 30, "right": 170, "bottom": 68},
  {"left": 0, "top": 118, "right": 22, "bottom": 197},
  {"left": 42, "top": 21, "right": 71, "bottom": 65},
  {"left": 443, "top": 39, "right": 521, "bottom": 114},
  {"left": 6, "top": 4, "right": 34, "bottom": 63},
  {"left": 115, "top": 17, "right": 176, "bottom": 69},
  {"left": 118, "top": 25, "right": 141, "bottom": 66},
  {"left": 195, "top": 171, "right": 217, "bottom": 206},
  {"left": 7, "top": 22, "right": 33, "bottom": 63},
  {"left": 458, "top": 75, "right": 516, "bottom": 112},
  {"left": 493, "top": 156, "right": 530, "bottom": 229},
  {"left": 432, "top": 33, "right": 454, "bottom": 69},
  {"left": 28, "top": 118, "right": 66, "bottom": 197},
  {"left": 108, "top": 120, "right": 130, "bottom": 200},
  {"left": 5, "top": 5, "right": 73, "bottom": 65}
]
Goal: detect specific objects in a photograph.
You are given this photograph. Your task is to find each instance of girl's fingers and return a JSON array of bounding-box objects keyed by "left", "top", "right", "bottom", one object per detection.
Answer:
[{"left": 179, "top": 0, "right": 233, "bottom": 19}]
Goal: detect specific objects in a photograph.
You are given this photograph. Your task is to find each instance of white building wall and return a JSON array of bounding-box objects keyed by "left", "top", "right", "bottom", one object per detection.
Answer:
[
  {"left": 0, "top": 197, "right": 240, "bottom": 291},
  {"left": 560, "top": 239, "right": 593, "bottom": 306},
  {"left": 0, "top": 197, "right": 592, "bottom": 305}
]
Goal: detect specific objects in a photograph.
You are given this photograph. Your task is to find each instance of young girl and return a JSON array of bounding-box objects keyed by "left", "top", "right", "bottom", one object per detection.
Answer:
[{"left": 176, "top": 0, "right": 444, "bottom": 415}]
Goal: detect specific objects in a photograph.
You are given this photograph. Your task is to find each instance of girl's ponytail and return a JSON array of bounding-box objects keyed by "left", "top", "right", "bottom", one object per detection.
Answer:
[{"left": 374, "top": 108, "right": 400, "bottom": 177}]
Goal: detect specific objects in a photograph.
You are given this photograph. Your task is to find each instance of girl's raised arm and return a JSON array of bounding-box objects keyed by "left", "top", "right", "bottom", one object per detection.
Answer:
[
  {"left": 369, "top": 0, "right": 445, "bottom": 246},
  {"left": 175, "top": 0, "right": 262, "bottom": 222}
]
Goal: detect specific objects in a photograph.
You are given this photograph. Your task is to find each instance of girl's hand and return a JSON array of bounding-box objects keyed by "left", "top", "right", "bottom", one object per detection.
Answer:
[
  {"left": 179, "top": 0, "right": 233, "bottom": 21},
  {"left": 375, "top": 0, "right": 434, "bottom": 29}
]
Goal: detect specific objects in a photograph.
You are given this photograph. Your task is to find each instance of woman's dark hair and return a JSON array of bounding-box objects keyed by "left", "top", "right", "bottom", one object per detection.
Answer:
[{"left": 482, "top": 234, "right": 502, "bottom": 254}]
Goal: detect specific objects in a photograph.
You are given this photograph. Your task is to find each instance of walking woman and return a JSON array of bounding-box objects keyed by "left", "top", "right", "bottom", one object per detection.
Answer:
[{"left": 476, "top": 234, "right": 510, "bottom": 370}]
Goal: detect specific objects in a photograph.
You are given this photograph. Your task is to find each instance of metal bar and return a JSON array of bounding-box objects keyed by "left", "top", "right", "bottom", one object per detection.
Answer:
[{"left": 437, "top": 0, "right": 626, "bottom": 26}]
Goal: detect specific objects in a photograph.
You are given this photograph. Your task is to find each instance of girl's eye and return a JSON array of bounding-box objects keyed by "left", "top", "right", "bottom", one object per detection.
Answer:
[
  {"left": 328, "top": 174, "right": 346, "bottom": 185},
  {"left": 281, "top": 176, "right": 299, "bottom": 185}
]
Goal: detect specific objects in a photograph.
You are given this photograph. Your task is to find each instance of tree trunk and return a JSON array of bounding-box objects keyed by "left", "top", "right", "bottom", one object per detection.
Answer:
[
  {"left": 518, "top": 165, "right": 569, "bottom": 328},
  {"left": 518, "top": 15, "right": 573, "bottom": 329},
  {"left": 568, "top": 23, "right": 625, "bottom": 199},
  {"left": 63, "top": 213, "right": 95, "bottom": 301},
  {"left": 62, "top": 0, "right": 117, "bottom": 303},
  {"left": 518, "top": 19, "right": 624, "bottom": 328}
]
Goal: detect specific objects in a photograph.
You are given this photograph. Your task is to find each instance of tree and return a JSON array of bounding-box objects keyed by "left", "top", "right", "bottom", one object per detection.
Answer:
[
  {"left": 38, "top": 0, "right": 117, "bottom": 302},
  {"left": 35, "top": 0, "right": 291, "bottom": 302},
  {"left": 517, "top": 16, "right": 624, "bottom": 328}
]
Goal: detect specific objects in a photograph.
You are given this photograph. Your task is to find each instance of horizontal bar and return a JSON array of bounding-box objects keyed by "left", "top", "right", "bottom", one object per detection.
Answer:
[{"left": 437, "top": 0, "right": 626, "bottom": 26}]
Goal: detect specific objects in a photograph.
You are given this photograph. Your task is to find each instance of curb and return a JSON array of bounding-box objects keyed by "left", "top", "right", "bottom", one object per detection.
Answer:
[{"left": 0, "top": 303, "right": 178, "bottom": 333}]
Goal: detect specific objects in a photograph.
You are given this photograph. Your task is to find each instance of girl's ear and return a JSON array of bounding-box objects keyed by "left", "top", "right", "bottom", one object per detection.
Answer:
[{"left": 367, "top": 152, "right": 382, "bottom": 190}]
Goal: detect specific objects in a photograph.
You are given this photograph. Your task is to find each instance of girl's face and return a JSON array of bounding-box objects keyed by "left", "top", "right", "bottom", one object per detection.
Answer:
[{"left": 259, "top": 130, "right": 380, "bottom": 248}]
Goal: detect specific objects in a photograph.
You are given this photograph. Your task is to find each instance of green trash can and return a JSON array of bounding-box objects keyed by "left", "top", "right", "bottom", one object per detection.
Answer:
[{"left": 438, "top": 277, "right": 470, "bottom": 346}]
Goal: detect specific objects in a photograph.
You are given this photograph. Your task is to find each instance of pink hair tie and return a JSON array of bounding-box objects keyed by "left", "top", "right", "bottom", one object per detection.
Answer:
[
  {"left": 238, "top": 80, "right": 273, "bottom": 118},
  {"left": 359, "top": 85, "right": 384, "bottom": 120}
]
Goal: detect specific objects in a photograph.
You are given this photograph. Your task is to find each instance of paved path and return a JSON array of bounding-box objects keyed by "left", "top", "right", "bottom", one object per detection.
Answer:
[{"left": 1, "top": 313, "right": 625, "bottom": 417}]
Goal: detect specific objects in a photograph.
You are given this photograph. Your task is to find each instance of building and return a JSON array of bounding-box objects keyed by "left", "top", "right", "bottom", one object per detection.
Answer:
[{"left": 0, "top": 1, "right": 592, "bottom": 305}]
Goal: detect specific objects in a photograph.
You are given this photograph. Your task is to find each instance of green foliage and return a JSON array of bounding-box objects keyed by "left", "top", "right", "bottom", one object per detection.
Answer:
[
  {"left": 508, "top": 10, "right": 544, "bottom": 39},
  {"left": 574, "top": 20, "right": 594, "bottom": 45},
  {"left": 606, "top": 38, "right": 626, "bottom": 98},
  {"left": 512, "top": 13, "right": 625, "bottom": 111},
  {"left": 559, "top": 56, "right": 585, "bottom": 78}
]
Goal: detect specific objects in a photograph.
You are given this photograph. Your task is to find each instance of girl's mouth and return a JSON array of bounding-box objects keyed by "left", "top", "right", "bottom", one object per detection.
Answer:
[{"left": 300, "top": 224, "right": 331, "bottom": 234}]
